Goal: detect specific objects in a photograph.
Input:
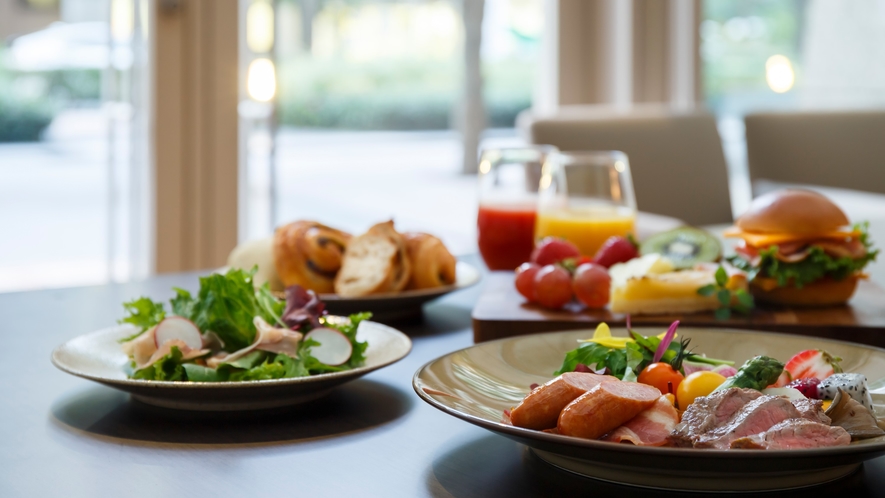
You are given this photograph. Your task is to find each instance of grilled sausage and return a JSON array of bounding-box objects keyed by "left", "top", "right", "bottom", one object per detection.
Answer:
[
  {"left": 510, "top": 372, "right": 610, "bottom": 430},
  {"left": 558, "top": 381, "right": 661, "bottom": 439}
]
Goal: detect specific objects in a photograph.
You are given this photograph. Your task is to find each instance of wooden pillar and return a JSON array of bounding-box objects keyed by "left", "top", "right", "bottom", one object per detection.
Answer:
[
  {"left": 153, "top": 0, "right": 239, "bottom": 272},
  {"left": 536, "top": 0, "right": 702, "bottom": 110}
]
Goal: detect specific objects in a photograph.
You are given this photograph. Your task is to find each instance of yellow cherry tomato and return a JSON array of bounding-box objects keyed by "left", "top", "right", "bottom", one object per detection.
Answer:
[{"left": 676, "top": 371, "right": 727, "bottom": 409}]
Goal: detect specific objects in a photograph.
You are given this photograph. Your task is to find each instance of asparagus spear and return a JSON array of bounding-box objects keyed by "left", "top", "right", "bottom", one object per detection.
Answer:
[{"left": 714, "top": 355, "right": 785, "bottom": 392}]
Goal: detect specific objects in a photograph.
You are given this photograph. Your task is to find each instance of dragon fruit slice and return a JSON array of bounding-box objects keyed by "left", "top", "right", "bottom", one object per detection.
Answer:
[{"left": 818, "top": 373, "right": 874, "bottom": 411}]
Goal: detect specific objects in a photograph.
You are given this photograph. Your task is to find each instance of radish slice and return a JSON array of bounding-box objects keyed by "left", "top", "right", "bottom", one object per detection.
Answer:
[
  {"left": 304, "top": 327, "right": 353, "bottom": 366},
  {"left": 154, "top": 316, "right": 203, "bottom": 350}
]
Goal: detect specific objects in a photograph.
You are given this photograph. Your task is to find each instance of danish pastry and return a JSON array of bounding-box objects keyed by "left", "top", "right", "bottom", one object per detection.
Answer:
[
  {"left": 273, "top": 220, "right": 352, "bottom": 294},
  {"left": 403, "top": 232, "right": 457, "bottom": 289}
]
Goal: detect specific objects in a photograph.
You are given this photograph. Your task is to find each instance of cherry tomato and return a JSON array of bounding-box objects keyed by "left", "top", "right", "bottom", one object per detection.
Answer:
[
  {"left": 531, "top": 237, "right": 581, "bottom": 266},
  {"left": 514, "top": 262, "right": 540, "bottom": 302},
  {"left": 572, "top": 263, "right": 611, "bottom": 308},
  {"left": 638, "top": 362, "right": 685, "bottom": 395},
  {"left": 676, "top": 371, "right": 726, "bottom": 409},
  {"left": 593, "top": 236, "right": 639, "bottom": 268},
  {"left": 533, "top": 265, "right": 573, "bottom": 309}
]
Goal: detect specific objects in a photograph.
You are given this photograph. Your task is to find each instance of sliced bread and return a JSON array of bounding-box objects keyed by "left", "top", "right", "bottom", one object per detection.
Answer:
[{"left": 334, "top": 221, "right": 412, "bottom": 297}]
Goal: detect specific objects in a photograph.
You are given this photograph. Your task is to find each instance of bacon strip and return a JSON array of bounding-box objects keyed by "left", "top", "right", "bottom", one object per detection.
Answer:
[{"left": 603, "top": 396, "right": 680, "bottom": 446}]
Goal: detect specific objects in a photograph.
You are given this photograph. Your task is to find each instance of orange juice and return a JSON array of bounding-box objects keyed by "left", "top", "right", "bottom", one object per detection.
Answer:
[{"left": 535, "top": 206, "right": 636, "bottom": 256}]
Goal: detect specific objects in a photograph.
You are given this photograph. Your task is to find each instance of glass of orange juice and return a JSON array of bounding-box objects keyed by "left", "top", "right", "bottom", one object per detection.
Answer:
[{"left": 535, "top": 151, "right": 637, "bottom": 256}]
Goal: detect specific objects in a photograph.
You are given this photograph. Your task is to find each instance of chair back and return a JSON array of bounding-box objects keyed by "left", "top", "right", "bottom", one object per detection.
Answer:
[
  {"left": 520, "top": 105, "right": 732, "bottom": 225},
  {"left": 745, "top": 110, "right": 885, "bottom": 195}
]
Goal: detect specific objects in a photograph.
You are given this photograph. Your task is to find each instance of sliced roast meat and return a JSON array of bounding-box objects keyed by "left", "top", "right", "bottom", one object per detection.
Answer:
[
  {"left": 791, "top": 398, "right": 831, "bottom": 425},
  {"left": 668, "top": 388, "right": 763, "bottom": 447},
  {"left": 694, "top": 395, "right": 802, "bottom": 449},
  {"left": 730, "top": 419, "right": 851, "bottom": 449}
]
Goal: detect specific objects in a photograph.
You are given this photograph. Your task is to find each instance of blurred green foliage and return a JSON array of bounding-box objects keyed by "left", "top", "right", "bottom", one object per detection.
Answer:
[
  {"left": 276, "top": 56, "right": 533, "bottom": 130},
  {"left": 0, "top": 48, "right": 102, "bottom": 142},
  {"left": 701, "top": 0, "right": 803, "bottom": 111}
]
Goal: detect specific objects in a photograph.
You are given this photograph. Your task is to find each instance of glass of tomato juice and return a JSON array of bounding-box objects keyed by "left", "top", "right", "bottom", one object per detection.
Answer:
[
  {"left": 536, "top": 151, "right": 637, "bottom": 256},
  {"left": 477, "top": 146, "right": 556, "bottom": 270}
]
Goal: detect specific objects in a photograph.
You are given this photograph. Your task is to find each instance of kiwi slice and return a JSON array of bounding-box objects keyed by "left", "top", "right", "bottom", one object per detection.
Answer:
[{"left": 639, "top": 227, "right": 722, "bottom": 269}]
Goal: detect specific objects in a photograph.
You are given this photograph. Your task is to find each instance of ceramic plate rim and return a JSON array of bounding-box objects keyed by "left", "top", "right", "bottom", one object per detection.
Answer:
[
  {"left": 52, "top": 320, "right": 412, "bottom": 390},
  {"left": 412, "top": 326, "right": 885, "bottom": 459}
]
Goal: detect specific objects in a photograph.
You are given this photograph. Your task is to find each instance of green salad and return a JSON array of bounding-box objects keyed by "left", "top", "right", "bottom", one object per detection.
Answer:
[{"left": 119, "top": 268, "right": 370, "bottom": 382}]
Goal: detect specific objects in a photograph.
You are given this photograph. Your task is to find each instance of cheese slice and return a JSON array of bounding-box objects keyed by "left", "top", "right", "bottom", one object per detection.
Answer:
[{"left": 723, "top": 226, "right": 860, "bottom": 248}]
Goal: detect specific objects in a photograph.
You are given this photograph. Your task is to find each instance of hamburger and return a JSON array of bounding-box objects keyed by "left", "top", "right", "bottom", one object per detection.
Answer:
[{"left": 725, "top": 189, "right": 877, "bottom": 306}]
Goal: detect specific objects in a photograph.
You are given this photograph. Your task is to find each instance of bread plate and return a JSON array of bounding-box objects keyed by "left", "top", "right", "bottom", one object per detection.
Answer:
[
  {"left": 52, "top": 320, "right": 411, "bottom": 411},
  {"left": 314, "top": 261, "right": 481, "bottom": 321},
  {"left": 413, "top": 327, "right": 885, "bottom": 492}
]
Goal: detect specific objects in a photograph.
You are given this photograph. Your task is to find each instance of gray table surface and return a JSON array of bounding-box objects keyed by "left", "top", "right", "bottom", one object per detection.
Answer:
[{"left": 3, "top": 259, "right": 885, "bottom": 498}]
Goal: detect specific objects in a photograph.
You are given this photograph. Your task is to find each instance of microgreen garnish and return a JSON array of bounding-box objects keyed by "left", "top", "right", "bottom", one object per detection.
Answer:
[{"left": 697, "top": 266, "right": 754, "bottom": 320}]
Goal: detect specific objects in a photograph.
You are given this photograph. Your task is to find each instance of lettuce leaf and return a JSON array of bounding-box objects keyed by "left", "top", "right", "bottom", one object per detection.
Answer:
[
  {"left": 119, "top": 297, "right": 166, "bottom": 341},
  {"left": 181, "top": 351, "right": 312, "bottom": 382},
  {"left": 132, "top": 346, "right": 185, "bottom": 381},
  {"left": 175, "top": 268, "right": 288, "bottom": 351},
  {"left": 730, "top": 246, "right": 877, "bottom": 287},
  {"left": 554, "top": 342, "right": 628, "bottom": 378},
  {"left": 729, "top": 222, "right": 878, "bottom": 288}
]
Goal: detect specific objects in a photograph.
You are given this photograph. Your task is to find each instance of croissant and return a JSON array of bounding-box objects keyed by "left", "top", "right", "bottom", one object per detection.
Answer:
[
  {"left": 334, "top": 221, "right": 411, "bottom": 297},
  {"left": 273, "top": 221, "right": 352, "bottom": 294},
  {"left": 403, "top": 232, "right": 457, "bottom": 289}
]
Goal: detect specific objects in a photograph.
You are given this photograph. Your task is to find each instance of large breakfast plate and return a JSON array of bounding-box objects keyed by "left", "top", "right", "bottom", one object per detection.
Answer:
[
  {"left": 52, "top": 320, "right": 411, "bottom": 411},
  {"left": 413, "top": 327, "right": 885, "bottom": 492}
]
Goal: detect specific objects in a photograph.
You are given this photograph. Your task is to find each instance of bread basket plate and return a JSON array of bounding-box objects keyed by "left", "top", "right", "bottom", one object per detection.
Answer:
[
  {"left": 315, "top": 261, "right": 481, "bottom": 321},
  {"left": 52, "top": 320, "right": 411, "bottom": 411},
  {"left": 413, "top": 327, "right": 885, "bottom": 492}
]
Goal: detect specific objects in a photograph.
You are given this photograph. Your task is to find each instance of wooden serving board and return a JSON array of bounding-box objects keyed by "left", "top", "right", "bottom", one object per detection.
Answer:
[{"left": 472, "top": 271, "right": 885, "bottom": 346}]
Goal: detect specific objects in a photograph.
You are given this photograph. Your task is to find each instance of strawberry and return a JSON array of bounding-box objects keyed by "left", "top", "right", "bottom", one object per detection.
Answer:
[
  {"left": 784, "top": 349, "right": 843, "bottom": 381},
  {"left": 786, "top": 377, "right": 822, "bottom": 399},
  {"left": 531, "top": 238, "right": 581, "bottom": 266},
  {"left": 769, "top": 370, "right": 793, "bottom": 388},
  {"left": 592, "top": 236, "right": 639, "bottom": 268}
]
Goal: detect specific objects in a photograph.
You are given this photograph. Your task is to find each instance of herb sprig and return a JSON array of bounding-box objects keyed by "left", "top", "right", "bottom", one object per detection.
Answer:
[{"left": 697, "top": 266, "right": 754, "bottom": 320}]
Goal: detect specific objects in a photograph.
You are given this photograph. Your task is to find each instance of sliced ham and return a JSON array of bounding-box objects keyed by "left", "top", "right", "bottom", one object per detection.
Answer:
[
  {"left": 815, "top": 238, "right": 867, "bottom": 259},
  {"left": 206, "top": 316, "right": 303, "bottom": 368},
  {"left": 603, "top": 396, "right": 680, "bottom": 446},
  {"left": 121, "top": 326, "right": 159, "bottom": 368},
  {"left": 736, "top": 236, "right": 867, "bottom": 265},
  {"left": 139, "top": 339, "right": 209, "bottom": 369}
]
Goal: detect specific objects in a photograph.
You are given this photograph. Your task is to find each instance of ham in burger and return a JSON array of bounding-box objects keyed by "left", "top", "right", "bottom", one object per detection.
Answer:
[{"left": 725, "top": 189, "right": 878, "bottom": 306}]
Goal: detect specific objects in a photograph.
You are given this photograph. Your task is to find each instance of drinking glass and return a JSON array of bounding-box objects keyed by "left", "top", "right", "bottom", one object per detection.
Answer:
[
  {"left": 535, "top": 151, "right": 637, "bottom": 256},
  {"left": 477, "top": 146, "right": 557, "bottom": 270}
]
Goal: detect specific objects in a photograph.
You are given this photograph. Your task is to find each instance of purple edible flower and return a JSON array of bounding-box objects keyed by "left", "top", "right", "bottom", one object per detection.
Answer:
[{"left": 652, "top": 320, "right": 680, "bottom": 364}]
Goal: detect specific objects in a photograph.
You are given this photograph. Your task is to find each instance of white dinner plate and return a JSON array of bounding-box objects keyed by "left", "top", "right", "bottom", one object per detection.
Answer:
[{"left": 52, "top": 320, "right": 411, "bottom": 411}]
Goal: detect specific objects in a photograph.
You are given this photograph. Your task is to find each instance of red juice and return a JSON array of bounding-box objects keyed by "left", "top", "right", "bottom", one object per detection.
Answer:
[{"left": 477, "top": 203, "right": 537, "bottom": 270}]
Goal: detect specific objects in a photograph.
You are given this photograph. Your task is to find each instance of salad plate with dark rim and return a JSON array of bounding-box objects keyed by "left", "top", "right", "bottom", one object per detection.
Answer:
[
  {"left": 53, "top": 319, "right": 411, "bottom": 411},
  {"left": 413, "top": 326, "right": 885, "bottom": 492}
]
